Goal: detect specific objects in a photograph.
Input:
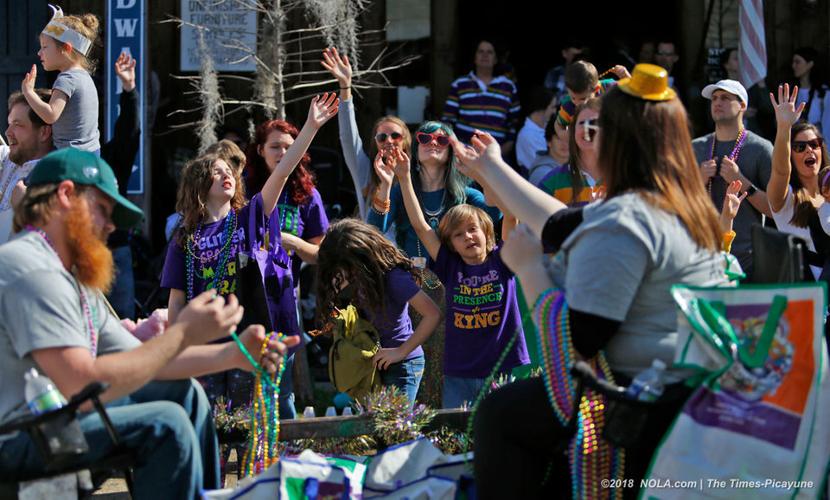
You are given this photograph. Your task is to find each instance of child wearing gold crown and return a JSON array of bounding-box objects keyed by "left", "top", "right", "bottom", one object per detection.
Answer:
[{"left": 21, "top": 5, "right": 101, "bottom": 153}]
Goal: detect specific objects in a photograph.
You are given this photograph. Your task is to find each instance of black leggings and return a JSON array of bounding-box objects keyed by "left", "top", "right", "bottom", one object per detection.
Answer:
[{"left": 474, "top": 377, "right": 692, "bottom": 500}]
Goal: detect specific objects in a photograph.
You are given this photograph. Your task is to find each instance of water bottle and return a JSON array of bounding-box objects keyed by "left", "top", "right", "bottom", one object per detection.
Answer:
[
  {"left": 24, "top": 368, "right": 66, "bottom": 415},
  {"left": 625, "top": 359, "right": 667, "bottom": 402},
  {"left": 23, "top": 368, "right": 87, "bottom": 462},
  {"left": 342, "top": 407, "right": 353, "bottom": 416},
  {"left": 324, "top": 406, "right": 337, "bottom": 417},
  {"left": 302, "top": 406, "right": 316, "bottom": 418}
]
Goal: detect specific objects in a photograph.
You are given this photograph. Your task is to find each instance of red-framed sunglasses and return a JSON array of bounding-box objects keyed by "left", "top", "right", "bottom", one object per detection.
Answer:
[
  {"left": 415, "top": 131, "right": 450, "bottom": 147},
  {"left": 792, "top": 138, "right": 823, "bottom": 153},
  {"left": 375, "top": 132, "right": 403, "bottom": 142}
]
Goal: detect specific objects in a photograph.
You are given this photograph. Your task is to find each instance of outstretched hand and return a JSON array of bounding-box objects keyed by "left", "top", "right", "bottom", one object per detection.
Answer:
[
  {"left": 450, "top": 130, "right": 502, "bottom": 182},
  {"left": 769, "top": 83, "right": 805, "bottom": 127},
  {"left": 114, "top": 51, "right": 137, "bottom": 92},
  {"left": 306, "top": 92, "right": 340, "bottom": 129},
  {"left": 321, "top": 47, "right": 352, "bottom": 87},
  {"left": 373, "top": 152, "right": 395, "bottom": 186},
  {"left": 21, "top": 65, "right": 36, "bottom": 95},
  {"left": 721, "top": 180, "right": 747, "bottom": 222}
]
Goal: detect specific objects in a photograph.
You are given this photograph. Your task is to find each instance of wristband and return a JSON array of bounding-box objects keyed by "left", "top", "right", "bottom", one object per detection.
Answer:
[
  {"left": 340, "top": 86, "right": 350, "bottom": 90},
  {"left": 745, "top": 184, "right": 757, "bottom": 197}
]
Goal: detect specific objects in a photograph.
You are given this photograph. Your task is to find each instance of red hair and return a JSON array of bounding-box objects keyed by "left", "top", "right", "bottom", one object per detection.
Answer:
[{"left": 246, "top": 119, "right": 316, "bottom": 205}]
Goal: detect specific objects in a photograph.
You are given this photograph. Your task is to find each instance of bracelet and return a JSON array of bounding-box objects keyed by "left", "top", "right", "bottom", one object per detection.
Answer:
[
  {"left": 370, "top": 204, "right": 389, "bottom": 216},
  {"left": 373, "top": 196, "right": 391, "bottom": 212},
  {"left": 340, "top": 86, "right": 350, "bottom": 90},
  {"left": 745, "top": 184, "right": 758, "bottom": 197}
]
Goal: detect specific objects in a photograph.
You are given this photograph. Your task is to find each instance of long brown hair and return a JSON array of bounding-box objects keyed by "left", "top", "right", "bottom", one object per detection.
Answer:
[
  {"left": 364, "top": 116, "right": 412, "bottom": 199},
  {"left": 568, "top": 97, "right": 602, "bottom": 202},
  {"left": 246, "top": 120, "right": 315, "bottom": 205},
  {"left": 598, "top": 87, "right": 722, "bottom": 251},
  {"left": 789, "top": 122, "right": 828, "bottom": 227},
  {"left": 316, "top": 218, "right": 420, "bottom": 325},
  {"left": 175, "top": 154, "right": 247, "bottom": 245}
]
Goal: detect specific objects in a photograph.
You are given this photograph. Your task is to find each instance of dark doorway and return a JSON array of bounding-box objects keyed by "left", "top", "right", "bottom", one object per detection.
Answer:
[{"left": 0, "top": 0, "right": 49, "bottom": 129}]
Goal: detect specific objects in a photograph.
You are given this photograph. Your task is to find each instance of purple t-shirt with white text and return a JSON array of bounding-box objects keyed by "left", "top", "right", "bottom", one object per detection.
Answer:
[
  {"left": 363, "top": 267, "right": 423, "bottom": 360},
  {"left": 430, "top": 245, "right": 529, "bottom": 378},
  {"left": 161, "top": 193, "right": 299, "bottom": 336}
]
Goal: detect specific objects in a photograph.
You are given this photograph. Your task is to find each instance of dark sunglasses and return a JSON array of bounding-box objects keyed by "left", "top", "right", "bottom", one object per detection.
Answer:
[
  {"left": 792, "top": 138, "right": 824, "bottom": 153},
  {"left": 416, "top": 131, "right": 450, "bottom": 147},
  {"left": 375, "top": 132, "right": 403, "bottom": 142},
  {"left": 577, "top": 118, "right": 600, "bottom": 142}
]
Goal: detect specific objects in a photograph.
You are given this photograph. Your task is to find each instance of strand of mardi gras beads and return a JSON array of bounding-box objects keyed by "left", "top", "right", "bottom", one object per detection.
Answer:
[
  {"left": 185, "top": 209, "right": 238, "bottom": 300},
  {"left": 231, "top": 330, "right": 287, "bottom": 476}
]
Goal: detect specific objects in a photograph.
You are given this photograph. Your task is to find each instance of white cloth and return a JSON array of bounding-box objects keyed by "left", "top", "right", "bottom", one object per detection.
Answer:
[
  {"left": 770, "top": 188, "right": 821, "bottom": 278},
  {"left": 515, "top": 117, "right": 546, "bottom": 169},
  {"left": 0, "top": 146, "right": 39, "bottom": 245}
]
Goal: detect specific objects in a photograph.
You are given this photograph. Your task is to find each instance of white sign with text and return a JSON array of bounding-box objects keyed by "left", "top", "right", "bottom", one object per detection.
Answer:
[{"left": 179, "top": 0, "right": 257, "bottom": 72}]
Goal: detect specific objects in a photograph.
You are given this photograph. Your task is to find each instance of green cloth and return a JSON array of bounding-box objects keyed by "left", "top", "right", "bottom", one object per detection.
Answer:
[
  {"left": 328, "top": 305, "right": 382, "bottom": 400},
  {"left": 512, "top": 279, "right": 540, "bottom": 378}
]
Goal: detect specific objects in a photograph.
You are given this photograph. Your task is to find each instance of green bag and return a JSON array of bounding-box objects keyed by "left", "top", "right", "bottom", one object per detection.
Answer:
[{"left": 328, "top": 305, "right": 382, "bottom": 400}]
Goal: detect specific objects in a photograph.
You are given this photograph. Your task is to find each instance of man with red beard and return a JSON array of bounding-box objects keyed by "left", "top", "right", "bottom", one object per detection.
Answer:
[
  {"left": 1, "top": 89, "right": 54, "bottom": 244},
  {"left": 0, "top": 148, "right": 298, "bottom": 497}
]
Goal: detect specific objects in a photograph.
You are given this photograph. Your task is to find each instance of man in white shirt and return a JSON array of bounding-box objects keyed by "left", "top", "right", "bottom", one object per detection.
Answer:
[{"left": 1, "top": 89, "right": 54, "bottom": 243}]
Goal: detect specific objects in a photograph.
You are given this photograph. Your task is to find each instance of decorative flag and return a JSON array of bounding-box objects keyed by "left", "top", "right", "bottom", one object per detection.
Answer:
[{"left": 739, "top": 0, "right": 767, "bottom": 89}]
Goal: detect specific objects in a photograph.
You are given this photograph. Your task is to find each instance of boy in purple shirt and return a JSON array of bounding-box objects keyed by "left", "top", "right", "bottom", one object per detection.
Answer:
[{"left": 388, "top": 148, "right": 529, "bottom": 407}]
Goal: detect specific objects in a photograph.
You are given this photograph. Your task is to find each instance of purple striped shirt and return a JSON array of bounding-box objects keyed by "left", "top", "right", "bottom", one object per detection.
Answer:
[{"left": 442, "top": 71, "right": 521, "bottom": 144}]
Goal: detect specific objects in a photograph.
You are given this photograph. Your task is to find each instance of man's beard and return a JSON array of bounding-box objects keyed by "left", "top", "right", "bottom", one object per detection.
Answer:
[
  {"left": 8, "top": 141, "right": 38, "bottom": 165},
  {"left": 65, "top": 200, "right": 114, "bottom": 293}
]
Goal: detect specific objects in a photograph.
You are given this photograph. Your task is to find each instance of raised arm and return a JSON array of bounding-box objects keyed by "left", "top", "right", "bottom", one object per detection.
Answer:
[
  {"left": 768, "top": 84, "right": 805, "bottom": 212},
  {"left": 322, "top": 48, "right": 371, "bottom": 218},
  {"left": 21, "top": 65, "right": 67, "bottom": 124},
  {"left": 260, "top": 93, "right": 339, "bottom": 216},
  {"left": 451, "top": 132, "right": 567, "bottom": 238},
  {"left": 391, "top": 149, "right": 441, "bottom": 260}
]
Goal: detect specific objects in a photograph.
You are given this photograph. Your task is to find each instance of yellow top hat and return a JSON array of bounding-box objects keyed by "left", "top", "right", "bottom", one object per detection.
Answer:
[{"left": 616, "top": 63, "right": 677, "bottom": 102}]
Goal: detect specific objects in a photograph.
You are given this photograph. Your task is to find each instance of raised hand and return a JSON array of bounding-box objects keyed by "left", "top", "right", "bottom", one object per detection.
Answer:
[
  {"left": 21, "top": 65, "right": 36, "bottom": 95},
  {"left": 609, "top": 64, "right": 631, "bottom": 79},
  {"left": 500, "top": 223, "right": 544, "bottom": 275},
  {"left": 390, "top": 148, "right": 411, "bottom": 179},
  {"left": 770, "top": 83, "right": 806, "bottom": 127},
  {"left": 373, "top": 151, "right": 395, "bottom": 186},
  {"left": 450, "top": 130, "right": 502, "bottom": 182},
  {"left": 114, "top": 51, "right": 137, "bottom": 92},
  {"left": 721, "top": 180, "right": 747, "bottom": 222},
  {"left": 306, "top": 92, "right": 340, "bottom": 129},
  {"left": 320, "top": 47, "right": 352, "bottom": 87}
]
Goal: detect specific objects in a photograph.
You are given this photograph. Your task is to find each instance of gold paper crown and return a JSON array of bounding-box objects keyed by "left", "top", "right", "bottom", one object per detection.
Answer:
[{"left": 41, "top": 4, "right": 93, "bottom": 57}]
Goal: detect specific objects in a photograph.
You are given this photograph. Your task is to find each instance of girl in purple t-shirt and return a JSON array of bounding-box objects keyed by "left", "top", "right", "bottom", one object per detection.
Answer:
[
  {"left": 316, "top": 219, "right": 441, "bottom": 405},
  {"left": 388, "top": 148, "right": 529, "bottom": 408},
  {"left": 160, "top": 94, "right": 339, "bottom": 424}
]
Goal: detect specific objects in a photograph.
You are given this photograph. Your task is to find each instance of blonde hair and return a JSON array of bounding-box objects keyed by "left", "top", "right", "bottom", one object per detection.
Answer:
[
  {"left": 205, "top": 139, "right": 247, "bottom": 174},
  {"left": 51, "top": 13, "right": 100, "bottom": 72},
  {"left": 437, "top": 204, "right": 496, "bottom": 254}
]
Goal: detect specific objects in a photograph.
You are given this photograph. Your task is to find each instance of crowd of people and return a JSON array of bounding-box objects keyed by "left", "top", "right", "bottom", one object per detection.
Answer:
[{"left": 1, "top": 7, "right": 829, "bottom": 499}]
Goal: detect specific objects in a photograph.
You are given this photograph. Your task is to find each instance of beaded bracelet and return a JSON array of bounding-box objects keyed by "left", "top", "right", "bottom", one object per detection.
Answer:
[
  {"left": 373, "top": 196, "right": 391, "bottom": 211},
  {"left": 371, "top": 202, "right": 390, "bottom": 216}
]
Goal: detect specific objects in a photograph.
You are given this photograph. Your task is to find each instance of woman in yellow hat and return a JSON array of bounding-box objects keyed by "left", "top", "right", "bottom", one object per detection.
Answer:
[{"left": 453, "top": 64, "right": 728, "bottom": 498}]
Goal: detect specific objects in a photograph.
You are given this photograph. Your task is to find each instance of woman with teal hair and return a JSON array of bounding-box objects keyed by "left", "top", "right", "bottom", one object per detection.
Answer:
[{"left": 367, "top": 120, "right": 502, "bottom": 267}]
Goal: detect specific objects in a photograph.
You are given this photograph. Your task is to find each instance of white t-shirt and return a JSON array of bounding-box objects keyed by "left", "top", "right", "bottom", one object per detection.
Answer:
[
  {"left": 515, "top": 117, "right": 547, "bottom": 169},
  {"left": 0, "top": 146, "right": 39, "bottom": 245},
  {"left": 770, "top": 188, "right": 821, "bottom": 278}
]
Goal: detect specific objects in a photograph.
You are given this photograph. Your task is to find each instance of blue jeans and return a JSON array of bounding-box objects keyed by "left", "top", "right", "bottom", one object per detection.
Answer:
[
  {"left": 279, "top": 353, "right": 297, "bottom": 419},
  {"left": 379, "top": 355, "right": 425, "bottom": 406},
  {"left": 107, "top": 245, "right": 135, "bottom": 320},
  {"left": 0, "top": 379, "right": 219, "bottom": 499},
  {"left": 443, "top": 375, "right": 488, "bottom": 409}
]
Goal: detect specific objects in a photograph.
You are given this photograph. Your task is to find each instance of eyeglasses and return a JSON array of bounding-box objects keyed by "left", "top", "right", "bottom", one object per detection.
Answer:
[
  {"left": 416, "top": 131, "right": 450, "bottom": 147},
  {"left": 792, "top": 139, "right": 824, "bottom": 153},
  {"left": 577, "top": 118, "right": 600, "bottom": 142},
  {"left": 375, "top": 132, "right": 403, "bottom": 143}
]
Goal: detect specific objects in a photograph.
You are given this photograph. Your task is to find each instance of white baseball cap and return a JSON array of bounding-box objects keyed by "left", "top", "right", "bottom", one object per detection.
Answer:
[{"left": 701, "top": 79, "right": 749, "bottom": 104}]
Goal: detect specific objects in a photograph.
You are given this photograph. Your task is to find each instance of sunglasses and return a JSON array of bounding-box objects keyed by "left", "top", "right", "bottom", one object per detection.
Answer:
[
  {"left": 416, "top": 131, "right": 450, "bottom": 147},
  {"left": 792, "top": 139, "right": 824, "bottom": 153},
  {"left": 375, "top": 132, "right": 403, "bottom": 143},
  {"left": 577, "top": 118, "right": 600, "bottom": 142}
]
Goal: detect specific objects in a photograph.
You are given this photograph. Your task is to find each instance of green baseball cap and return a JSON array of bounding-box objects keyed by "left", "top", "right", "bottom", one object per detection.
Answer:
[{"left": 28, "top": 148, "right": 144, "bottom": 229}]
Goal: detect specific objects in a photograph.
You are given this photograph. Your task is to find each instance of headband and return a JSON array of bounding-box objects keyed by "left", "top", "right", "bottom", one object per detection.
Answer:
[{"left": 41, "top": 4, "right": 92, "bottom": 57}]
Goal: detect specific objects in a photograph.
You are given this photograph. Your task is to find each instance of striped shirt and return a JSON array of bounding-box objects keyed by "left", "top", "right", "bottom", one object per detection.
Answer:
[
  {"left": 555, "top": 79, "right": 617, "bottom": 128},
  {"left": 536, "top": 163, "right": 599, "bottom": 207},
  {"left": 442, "top": 72, "right": 521, "bottom": 144}
]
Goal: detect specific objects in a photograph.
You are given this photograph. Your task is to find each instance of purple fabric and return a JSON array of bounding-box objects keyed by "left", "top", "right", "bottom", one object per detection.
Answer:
[
  {"left": 278, "top": 188, "right": 329, "bottom": 280},
  {"left": 363, "top": 267, "right": 423, "bottom": 360},
  {"left": 684, "top": 386, "right": 801, "bottom": 450},
  {"left": 161, "top": 193, "right": 299, "bottom": 337},
  {"left": 430, "top": 245, "right": 529, "bottom": 378}
]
